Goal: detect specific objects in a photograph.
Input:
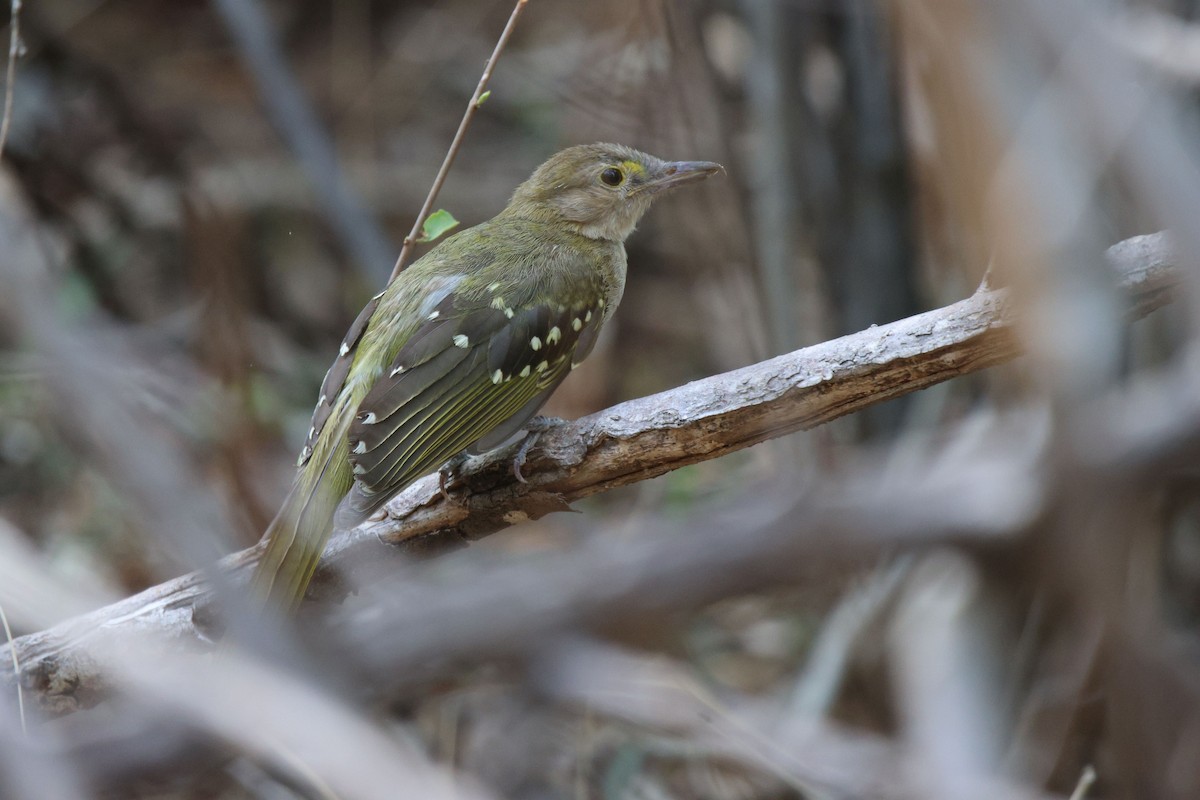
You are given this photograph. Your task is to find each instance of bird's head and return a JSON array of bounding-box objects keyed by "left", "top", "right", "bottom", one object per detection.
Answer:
[{"left": 504, "top": 143, "right": 722, "bottom": 242}]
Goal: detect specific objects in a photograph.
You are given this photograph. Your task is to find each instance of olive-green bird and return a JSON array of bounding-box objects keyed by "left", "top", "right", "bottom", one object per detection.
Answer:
[{"left": 251, "top": 143, "right": 722, "bottom": 610}]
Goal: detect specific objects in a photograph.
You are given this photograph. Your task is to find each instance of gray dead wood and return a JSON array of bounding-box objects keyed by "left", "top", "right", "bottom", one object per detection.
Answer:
[{"left": 1, "top": 231, "right": 1181, "bottom": 715}]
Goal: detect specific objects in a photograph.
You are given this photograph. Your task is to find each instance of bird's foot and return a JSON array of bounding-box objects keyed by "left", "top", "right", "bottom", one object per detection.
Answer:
[
  {"left": 438, "top": 452, "right": 472, "bottom": 503},
  {"left": 512, "top": 416, "right": 566, "bottom": 484}
]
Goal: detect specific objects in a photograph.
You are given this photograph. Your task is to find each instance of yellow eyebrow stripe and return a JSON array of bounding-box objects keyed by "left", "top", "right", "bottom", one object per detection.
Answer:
[{"left": 620, "top": 160, "right": 646, "bottom": 176}]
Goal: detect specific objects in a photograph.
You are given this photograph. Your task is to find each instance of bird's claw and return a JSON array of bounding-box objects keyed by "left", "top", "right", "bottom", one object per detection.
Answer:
[
  {"left": 511, "top": 416, "right": 566, "bottom": 484},
  {"left": 438, "top": 452, "right": 471, "bottom": 503},
  {"left": 512, "top": 432, "right": 540, "bottom": 484}
]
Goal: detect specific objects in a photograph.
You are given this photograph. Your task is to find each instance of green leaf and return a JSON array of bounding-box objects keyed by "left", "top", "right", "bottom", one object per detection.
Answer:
[
  {"left": 475, "top": 90, "right": 491, "bottom": 107},
  {"left": 416, "top": 209, "right": 460, "bottom": 243}
]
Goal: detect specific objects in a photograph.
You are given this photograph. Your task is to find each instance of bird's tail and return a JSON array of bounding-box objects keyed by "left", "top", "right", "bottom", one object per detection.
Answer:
[{"left": 250, "top": 444, "right": 347, "bottom": 612}]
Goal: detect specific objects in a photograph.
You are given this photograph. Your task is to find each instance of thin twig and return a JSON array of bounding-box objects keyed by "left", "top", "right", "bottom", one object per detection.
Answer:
[
  {"left": 388, "top": 0, "right": 530, "bottom": 282},
  {"left": 1068, "top": 765, "right": 1096, "bottom": 800},
  {"left": 0, "top": 0, "right": 22, "bottom": 159},
  {"left": 0, "top": 603, "right": 24, "bottom": 735}
]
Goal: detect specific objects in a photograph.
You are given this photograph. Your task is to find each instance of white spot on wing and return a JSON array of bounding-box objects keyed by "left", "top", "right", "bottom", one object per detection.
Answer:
[
  {"left": 491, "top": 296, "right": 506, "bottom": 310},
  {"left": 547, "top": 326, "right": 561, "bottom": 344},
  {"left": 339, "top": 342, "right": 350, "bottom": 357},
  {"left": 535, "top": 360, "right": 548, "bottom": 373},
  {"left": 519, "top": 365, "right": 530, "bottom": 378},
  {"left": 572, "top": 318, "right": 582, "bottom": 331},
  {"left": 427, "top": 310, "right": 440, "bottom": 321},
  {"left": 454, "top": 334, "right": 470, "bottom": 349},
  {"left": 491, "top": 369, "right": 503, "bottom": 384},
  {"left": 361, "top": 412, "right": 377, "bottom": 424},
  {"left": 390, "top": 365, "right": 405, "bottom": 377},
  {"left": 530, "top": 336, "right": 542, "bottom": 351},
  {"left": 353, "top": 440, "right": 367, "bottom": 454}
]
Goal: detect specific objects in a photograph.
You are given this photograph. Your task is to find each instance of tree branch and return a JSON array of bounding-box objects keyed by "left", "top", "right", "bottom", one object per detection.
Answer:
[
  {"left": 2, "top": 231, "right": 1180, "bottom": 715},
  {"left": 341, "top": 232, "right": 1177, "bottom": 556}
]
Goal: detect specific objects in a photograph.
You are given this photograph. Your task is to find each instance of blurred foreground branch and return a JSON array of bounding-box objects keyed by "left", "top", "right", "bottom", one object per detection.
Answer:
[{"left": 1, "top": 230, "right": 1181, "bottom": 715}]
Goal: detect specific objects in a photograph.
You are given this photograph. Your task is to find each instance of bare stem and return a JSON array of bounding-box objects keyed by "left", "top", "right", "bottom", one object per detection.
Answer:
[
  {"left": 388, "top": 0, "right": 529, "bottom": 283},
  {"left": 0, "top": 9, "right": 23, "bottom": 730},
  {"left": 0, "top": 603, "right": 23, "bottom": 735},
  {"left": 0, "top": 0, "right": 22, "bottom": 160},
  {"left": 1068, "top": 765, "right": 1097, "bottom": 800}
]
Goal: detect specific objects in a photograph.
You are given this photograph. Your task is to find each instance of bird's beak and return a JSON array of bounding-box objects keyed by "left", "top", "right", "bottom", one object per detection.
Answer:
[{"left": 642, "top": 160, "right": 724, "bottom": 195}]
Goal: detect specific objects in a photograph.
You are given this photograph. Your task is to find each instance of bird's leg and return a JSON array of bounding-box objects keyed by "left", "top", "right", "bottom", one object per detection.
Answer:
[
  {"left": 438, "top": 452, "right": 472, "bottom": 502},
  {"left": 512, "top": 416, "right": 566, "bottom": 484}
]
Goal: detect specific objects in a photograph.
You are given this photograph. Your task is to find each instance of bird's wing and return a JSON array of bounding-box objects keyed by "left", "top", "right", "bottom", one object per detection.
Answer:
[
  {"left": 336, "top": 288, "right": 603, "bottom": 525},
  {"left": 295, "top": 291, "right": 385, "bottom": 468}
]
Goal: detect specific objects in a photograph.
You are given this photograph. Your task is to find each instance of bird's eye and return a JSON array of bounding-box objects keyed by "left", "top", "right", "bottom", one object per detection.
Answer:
[{"left": 600, "top": 167, "right": 624, "bottom": 187}]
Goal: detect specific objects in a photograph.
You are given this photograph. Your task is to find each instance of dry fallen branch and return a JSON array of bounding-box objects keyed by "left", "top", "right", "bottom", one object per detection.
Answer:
[{"left": 0, "top": 231, "right": 1181, "bottom": 715}]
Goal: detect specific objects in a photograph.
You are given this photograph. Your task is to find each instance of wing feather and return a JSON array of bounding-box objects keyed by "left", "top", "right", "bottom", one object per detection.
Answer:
[
  {"left": 296, "top": 292, "right": 383, "bottom": 467},
  {"left": 336, "top": 287, "right": 607, "bottom": 526},
  {"left": 469, "top": 374, "right": 570, "bottom": 453}
]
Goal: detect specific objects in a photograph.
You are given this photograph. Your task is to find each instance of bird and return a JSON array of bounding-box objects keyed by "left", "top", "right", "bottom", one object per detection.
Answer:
[{"left": 251, "top": 143, "right": 722, "bottom": 611}]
